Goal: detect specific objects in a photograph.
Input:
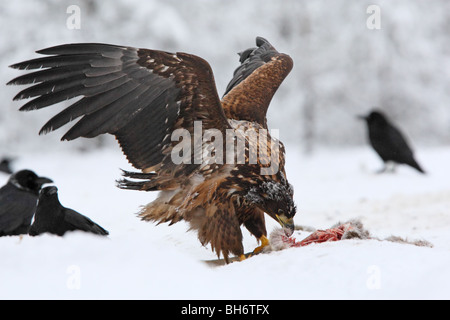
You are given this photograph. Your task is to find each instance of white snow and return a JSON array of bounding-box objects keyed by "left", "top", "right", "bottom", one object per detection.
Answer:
[{"left": 1, "top": 144, "right": 449, "bottom": 300}]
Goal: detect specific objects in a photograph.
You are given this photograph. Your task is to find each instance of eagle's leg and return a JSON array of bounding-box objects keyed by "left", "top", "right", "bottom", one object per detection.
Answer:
[
  {"left": 241, "top": 208, "right": 269, "bottom": 258},
  {"left": 253, "top": 235, "right": 269, "bottom": 254},
  {"left": 239, "top": 236, "right": 269, "bottom": 261}
]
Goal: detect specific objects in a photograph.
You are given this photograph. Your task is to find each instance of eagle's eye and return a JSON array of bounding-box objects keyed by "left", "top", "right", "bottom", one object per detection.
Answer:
[{"left": 278, "top": 209, "right": 284, "bottom": 215}]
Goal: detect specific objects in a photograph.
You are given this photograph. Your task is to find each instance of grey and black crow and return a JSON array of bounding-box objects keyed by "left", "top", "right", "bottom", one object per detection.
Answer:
[{"left": 0, "top": 170, "right": 52, "bottom": 236}]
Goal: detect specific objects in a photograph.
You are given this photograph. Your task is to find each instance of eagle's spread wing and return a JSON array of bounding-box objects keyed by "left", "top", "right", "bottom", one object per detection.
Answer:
[
  {"left": 8, "top": 43, "right": 230, "bottom": 172},
  {"left": 221, "top": 37, "right": 293, "bottom": 128}
]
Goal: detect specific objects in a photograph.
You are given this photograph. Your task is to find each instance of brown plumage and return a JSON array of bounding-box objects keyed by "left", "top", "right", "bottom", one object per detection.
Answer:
[{"left": 8, "top": 36, "right": 295, "bottom": 262}]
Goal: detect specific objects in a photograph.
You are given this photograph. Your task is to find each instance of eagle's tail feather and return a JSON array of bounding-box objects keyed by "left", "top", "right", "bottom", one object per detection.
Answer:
[{"left": 138, "top": 190, "right": 185, "bottom": 225}]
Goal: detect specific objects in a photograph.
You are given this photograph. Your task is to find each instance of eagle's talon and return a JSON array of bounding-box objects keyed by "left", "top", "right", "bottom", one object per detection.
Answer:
[{"left": 252, "top": 235, "right": 269, "bottom": 255}]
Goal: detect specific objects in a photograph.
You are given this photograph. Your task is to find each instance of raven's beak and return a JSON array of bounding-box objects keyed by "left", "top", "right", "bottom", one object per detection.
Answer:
[
  {"left": 276, "top": 214, "right": 295, "bottom": 236},
  {"left": 36, "top": 176, "right": 53, "bottom": 187}
]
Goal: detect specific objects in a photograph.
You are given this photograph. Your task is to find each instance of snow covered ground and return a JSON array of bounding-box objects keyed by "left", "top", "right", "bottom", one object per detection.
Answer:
[{"left": 1, "top": 143, "right": 449, "bottom": 300}]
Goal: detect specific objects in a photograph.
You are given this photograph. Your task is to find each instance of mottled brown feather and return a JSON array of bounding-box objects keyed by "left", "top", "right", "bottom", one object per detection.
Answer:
[{"left": 221, "top": 53, "right": 293, "bottom": 128}]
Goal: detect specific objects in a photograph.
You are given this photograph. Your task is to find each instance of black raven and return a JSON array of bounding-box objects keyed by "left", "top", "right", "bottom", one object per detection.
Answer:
[
  {"left": 29, "top": 186, "right": 109, "bottom": 236},
  {"left": 0, "top": 170, "right": 53, "bottom": 236},
  {"left": 358, "top": 110, "right": 425, "bottom": 174}
]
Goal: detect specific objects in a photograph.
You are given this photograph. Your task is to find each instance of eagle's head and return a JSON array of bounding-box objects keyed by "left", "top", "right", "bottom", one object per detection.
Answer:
[{"left": 244, "top": 180, "right": 296, "bottom": 235}]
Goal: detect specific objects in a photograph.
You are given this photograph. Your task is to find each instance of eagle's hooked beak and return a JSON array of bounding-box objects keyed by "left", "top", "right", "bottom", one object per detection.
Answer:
[{"left": 276, "top": 214, "right": 295, "bottom": 236}]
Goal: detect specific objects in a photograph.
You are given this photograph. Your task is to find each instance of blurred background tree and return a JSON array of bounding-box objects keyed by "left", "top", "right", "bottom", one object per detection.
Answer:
[{"left": 1, "top": 0, "right": 449, "bottom": 155}]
